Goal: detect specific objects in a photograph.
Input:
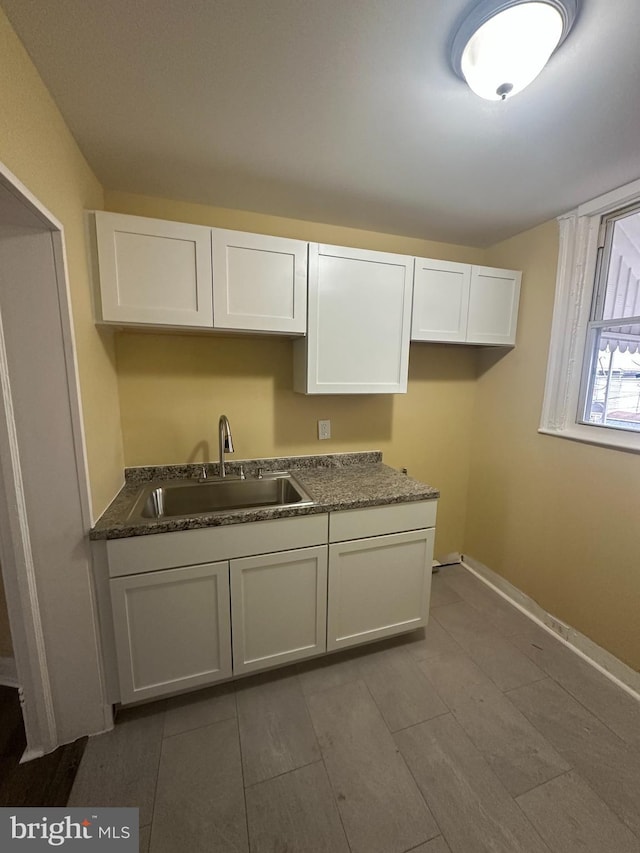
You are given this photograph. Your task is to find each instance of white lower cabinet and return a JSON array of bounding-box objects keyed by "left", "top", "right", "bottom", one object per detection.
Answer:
[
  {"left": 327, "top": 529, "right": 435, "bottom": 651},
  {"left": 103, "top": 500, "right": 437, "bottom": 704},
  {"left": 110, "top": 561, "right": 232, "bottom": 705},
  {"left": 230, "top": 545, "right": 327, "bottom": 675}
]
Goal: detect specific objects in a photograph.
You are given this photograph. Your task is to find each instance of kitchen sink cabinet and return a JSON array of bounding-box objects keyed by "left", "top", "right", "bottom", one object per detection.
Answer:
[
  {"left": 93, "top": 211, "right": 214, "bottom": 328},
  {"left": 211, "top": 228, "right": 307, "bottom": 334},
  {"left": 293, "top": 243, "right": 413, "bottom": 394},
  {"left": 92, "top": 212, "right": 307, "bottom": 334},
  {"left": 230, "top": 545, "right": 327, "bottom": 675},
  {"left": 98, "top": 497, "right": 437, "bottom": 705},
  {"left": 109, "top": 542, "right": 329, "bottom": 701},
  {"left": 412, "top": 258, "right": 521, "bottom": 346},
  {"left": 110, "top": 561, "right": 232, "bottom": 704},
  {"left": 103, "top": 514, "right": 328, "bottom": 703}
]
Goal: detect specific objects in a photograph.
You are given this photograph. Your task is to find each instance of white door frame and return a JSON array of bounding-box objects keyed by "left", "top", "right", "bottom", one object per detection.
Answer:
[{"left": 0, "top": 160, "right": 110, "bottom": 757}]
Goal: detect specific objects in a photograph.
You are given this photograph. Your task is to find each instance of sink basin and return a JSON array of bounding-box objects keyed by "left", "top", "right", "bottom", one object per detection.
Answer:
[{"left": 128, "top": 472, "right": 314, "bottom": 521}]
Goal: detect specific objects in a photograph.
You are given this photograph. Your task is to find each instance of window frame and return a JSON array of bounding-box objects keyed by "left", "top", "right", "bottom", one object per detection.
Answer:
[
  {"left": 576, "top": 201, "right": 640, "bottom": 432},
  {"left": 540, "top": 177, "right": 640, "bottom": 453}
]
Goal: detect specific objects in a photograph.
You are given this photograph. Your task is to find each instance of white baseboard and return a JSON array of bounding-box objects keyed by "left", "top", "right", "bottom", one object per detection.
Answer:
[
  {"left": 461, "top": 555, "right": 640, "bottom": 702},
  {"left": 0, "top": 655, "right": 19, "bottom": 688}
]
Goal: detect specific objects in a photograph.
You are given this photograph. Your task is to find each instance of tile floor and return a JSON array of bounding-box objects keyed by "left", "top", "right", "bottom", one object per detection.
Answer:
[{"left": 68, "top": 564, "right": 640, "bottom": 852}]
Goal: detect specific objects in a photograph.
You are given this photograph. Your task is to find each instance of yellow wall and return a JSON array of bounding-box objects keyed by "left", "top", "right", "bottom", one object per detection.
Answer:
[
  {"left": 0, "top": 8, "right": 124, "bottom": 519},
  {"left": 106, "top": 191, "right": 486, "bottom": 557},
  {"left": 465, "top": 219, "right": 640, "bottom": 670}
]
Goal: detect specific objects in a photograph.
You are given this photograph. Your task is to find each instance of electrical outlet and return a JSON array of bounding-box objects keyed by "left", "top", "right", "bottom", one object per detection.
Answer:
[{"left": 318, "top": 419, "right": 331, "bottom": 440}]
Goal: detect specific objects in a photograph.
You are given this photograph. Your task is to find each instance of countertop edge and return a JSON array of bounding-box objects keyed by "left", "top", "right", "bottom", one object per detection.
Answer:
[
  {"left": 91, "top": 455, "right": 440, "bottom": 541},
  {"left": 90, "top": 489, "right": 440, "bottom": 541}
]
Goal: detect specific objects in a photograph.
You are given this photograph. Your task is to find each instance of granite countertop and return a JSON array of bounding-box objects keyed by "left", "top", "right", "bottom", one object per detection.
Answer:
[{"left": 90, "top": 451, "right": 439, "bottom": 540}]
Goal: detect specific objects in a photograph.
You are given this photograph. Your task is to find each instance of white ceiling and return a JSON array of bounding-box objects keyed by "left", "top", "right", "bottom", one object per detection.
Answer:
[{"left": 3, "top": 0, "right": 640, "bottom": 247}]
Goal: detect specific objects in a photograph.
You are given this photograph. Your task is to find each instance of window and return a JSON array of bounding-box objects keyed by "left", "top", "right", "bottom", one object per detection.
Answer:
[
  {"left": 540, "top": 177, "right": 640, "bottom": 453},
  {"left": 579, "top": 204, "right": 640, "bottom": 433}
]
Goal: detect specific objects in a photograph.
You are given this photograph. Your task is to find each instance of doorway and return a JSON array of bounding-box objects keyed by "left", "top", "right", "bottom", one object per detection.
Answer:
[{"left": 0, "top": 161, "right": 111, "bottom": 760}]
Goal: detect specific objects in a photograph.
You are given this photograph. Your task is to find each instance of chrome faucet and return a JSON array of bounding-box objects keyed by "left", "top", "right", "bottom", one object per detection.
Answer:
[{"left": 218, "top": 414, "right": 234, "bottom": 477}]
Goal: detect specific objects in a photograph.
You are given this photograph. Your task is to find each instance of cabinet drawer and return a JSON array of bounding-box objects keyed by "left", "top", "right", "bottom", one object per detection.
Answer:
[
  {"left": 329, "top": 500, "right": 436, "bottom": 543},
  {"left": 107, "top": 513, "right": 329, "bottom": 577}
]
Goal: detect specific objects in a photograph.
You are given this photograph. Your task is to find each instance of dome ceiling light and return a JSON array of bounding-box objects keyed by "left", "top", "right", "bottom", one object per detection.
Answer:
[{"left": 450, "top": 0, "right": 579, "bottom": 101}]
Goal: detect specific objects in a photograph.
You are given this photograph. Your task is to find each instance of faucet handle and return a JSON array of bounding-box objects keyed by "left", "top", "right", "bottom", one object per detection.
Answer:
[{"left": 239, "top": 465, "right": 246, "bottom": 480}]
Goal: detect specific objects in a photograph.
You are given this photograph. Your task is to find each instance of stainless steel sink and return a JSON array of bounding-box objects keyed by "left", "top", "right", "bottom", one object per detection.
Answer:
[{"left": 127, "top": 472, "right": 314, "bottom": 521}]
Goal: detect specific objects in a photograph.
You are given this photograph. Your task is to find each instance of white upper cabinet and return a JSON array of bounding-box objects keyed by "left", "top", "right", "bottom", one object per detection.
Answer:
[
  {"left": 93, "top": 213, "right": 306, "bottom": 334},
  {"left": 467, "top": 265, "right": 521, "bottom": 345},
  {"left": 411, "top": 258, "right": 521, "bottom": 346},
  {"left": 212, "top": 229, "right": 307, "bottom": 334},
  {"left": 94, "top": 211, "right": 213, "bottom": 327},
  {"left": 412, "top": 258, "right": 471, "bottom": 342},
  {"left": 93, "top": 211, "right": 520, "bottom": 350},
  {"left": 294, "top": 243, "right": 413, "bottom": 394}
]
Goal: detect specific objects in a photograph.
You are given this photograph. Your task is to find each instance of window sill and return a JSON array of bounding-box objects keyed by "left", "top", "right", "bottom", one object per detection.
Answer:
[{"left": 538, "top": 423, "right": 640, "bottom": 454}]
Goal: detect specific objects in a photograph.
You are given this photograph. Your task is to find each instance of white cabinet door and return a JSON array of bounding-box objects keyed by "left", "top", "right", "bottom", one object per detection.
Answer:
[
  {"left": 94, "top": 211, "right": 213, "bottom": 327},
  {"left": 294, "top": 244, "right": 413, "bottom": 394},
  {"left": 411, "top": 258, "right": 471, "bottom": 342},
  {"left": 230, "top": 546, "right": 327, "bottom": 675},
  {"left": 110, "top": 561, "right": 231, "bottom": 704},
  {"left": 327, "top": 529, "right": 434, "bottom": 651},
  {"left": 212, "top": 229, "right": 307, "bottom": 333},
  {"left": 467, "top": 265, "right": 521, "bottom": 345}
]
